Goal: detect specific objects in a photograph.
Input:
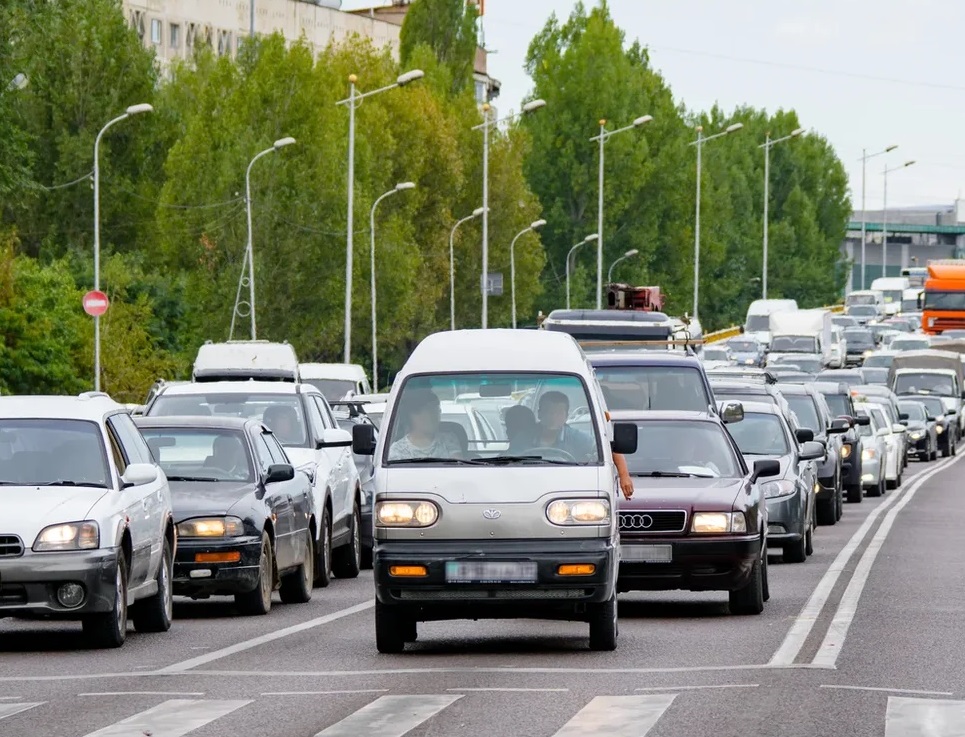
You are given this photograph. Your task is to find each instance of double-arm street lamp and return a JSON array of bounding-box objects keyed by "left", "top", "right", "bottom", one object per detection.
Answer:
[
  {"left": 566, "top": 234, "right": 599, "bottom": 310},
  {"left": 858, "top": 145, "right": 898, "bottom": 289},
  {"left": 589, "top": 115, "right": 653, "bottom": 309},
  {"left": 509, "top": 219, "right": 547, "bottom": 328},
  {"left": 449, "top": 207, "right": 487, "bottom": 331},
  {"left": 882, "top": 160, "right": 916, "bottom": 277},
  {"left": 607, "top": 249, "right": 639, "bottom": 283},
  {"left": 760, "top": 127, "right": 805, "bottom": 299}
]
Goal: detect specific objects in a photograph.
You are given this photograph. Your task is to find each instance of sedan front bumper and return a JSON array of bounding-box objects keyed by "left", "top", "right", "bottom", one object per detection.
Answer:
[
  {"left": 0, "top": 548, "right": 120, "bottom": 618},
  {"left": 617, "top": 534, "right": 760, "bottom": 593},
  {"left": 173, "top": 536, "right": 263, "bottom": 597}
]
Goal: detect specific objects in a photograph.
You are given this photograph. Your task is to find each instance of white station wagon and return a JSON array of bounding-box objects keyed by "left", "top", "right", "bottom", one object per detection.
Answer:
[{"left": 0, "top": 393, "right": 175, "bottom": 648}]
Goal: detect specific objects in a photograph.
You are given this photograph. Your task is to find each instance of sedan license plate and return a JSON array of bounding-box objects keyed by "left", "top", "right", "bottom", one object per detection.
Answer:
[
  {"left": 445, "top": 561, "right": 538, "bottom": 584},
  {"left": 621, "top": 544, "right": 672, "bottom": 563}
]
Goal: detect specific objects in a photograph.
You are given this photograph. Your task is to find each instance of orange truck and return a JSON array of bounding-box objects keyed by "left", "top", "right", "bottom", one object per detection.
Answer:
[{"left": 922, "top": 260, "right": 965, "bottom": 334}]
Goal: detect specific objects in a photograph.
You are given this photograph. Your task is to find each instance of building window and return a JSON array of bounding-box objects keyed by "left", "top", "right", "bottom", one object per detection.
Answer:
[
  {"left": 150, "top": 18, "right": 162, "bottom": 45},
  {"left": 130, "top": 10, "right": 146, "bottom": 41},
  {"left": 474, "top": 80, "right": 487, "bottom": 104},
  {"left": 217, "top": 29, "right": 233, "bottom": 57},
  {"left": 186, "top": 23, "right": 197, "bottom": 50},
  {"left": 170, "top": 23, "right": 181, "bottom": 49}
]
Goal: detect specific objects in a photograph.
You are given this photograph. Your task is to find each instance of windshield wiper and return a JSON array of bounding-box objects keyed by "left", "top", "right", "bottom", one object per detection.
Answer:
[
  {"left": 166, "top": 475, "right": 223, "bottom": 482},
  {"left": 631, "top": 471, "right": 698, "bottom": 478},
  {"left": 42, "top": 480, "right": 109, "bottom": 488},
  {"left": 480, "top": 455, "right": 588, "bottom": 466},
  {"left": 389, "top": 457, "right": 488, "bottom": 466}
]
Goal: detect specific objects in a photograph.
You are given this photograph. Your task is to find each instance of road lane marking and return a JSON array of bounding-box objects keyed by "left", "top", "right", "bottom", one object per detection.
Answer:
[
  {"left": 885, "top": 696, "right": 965, "bottom": 736},
  {"left": 0, "top": 703, "right": 43, "bottom": 721},
  {"left": 447, "top": 687, "right": 569, "bottom": 692},
  {"left": 812, "top": 453, "right": 965, "bottom": 667},
  {"left": 551, "top": 695, "right": 676, "bottom": 737},
  {"left": 263, "top": 690, "right": 389, "bottom": 696},
  {"left": 769, "top": 459, "right": 953, "bottom": 666},
  {"left": 156, "top": 600, "right": 374, "bottom": 673},
  {"left": 312, "top": 694, "right": 461, "bottom": 737},
  {"left": 0, "top": 697, "right": 20, "bottom": 701},
  {"left": 634, "top": 684, "right": 759, "bottom": 692},
  {"left": 821, "top": 685, "right": 953, "bottom": 696},
  {"left": 78, "top": 692, "right": 206, "bottom": 697},
  {"left": 81, "top": 699, "right": 252, "bottom": 737}
]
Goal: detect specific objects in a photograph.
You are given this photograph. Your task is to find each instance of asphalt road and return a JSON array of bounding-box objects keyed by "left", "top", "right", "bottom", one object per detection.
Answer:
[{"left": 2, "top": 454, "right": 964, "bottom": 737}]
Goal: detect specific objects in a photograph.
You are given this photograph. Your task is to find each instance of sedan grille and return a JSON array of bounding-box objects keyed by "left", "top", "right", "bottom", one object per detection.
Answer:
[
  {"left": 619, "top": 511, "right": 687, "bottom": 533},
  {"left": 0, "top": 535, "right": 24, "bottom": 558}
]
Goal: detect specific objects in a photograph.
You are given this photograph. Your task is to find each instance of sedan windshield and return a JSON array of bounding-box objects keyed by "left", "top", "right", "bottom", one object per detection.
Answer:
[
  {"left": 728, "top": 341, "right": 759, "bottom": 353},
  {"left": 894, "top": 373, "right": 956, "bottom": 396},
  {"left": 898, "top": 401, "right": 928, "bottom": 422},
  {"left": 594, "top": 366, "right": 711, "bottom": 412},
  {"left": 862, "top": 353, "right": 895, "bottom": 368},
  {"left": 0, "top": 419, "right": 110, "bottom": 488},
  {"left": 702, "top": 347, "right": 730, "bottom": 361},
  {"left": 623, "top": 420, "right": 740, "bottom": 478},
  {"left": 785, "top": 396, "right": 820, "bottom": 433},
  {"left": 916, "top": 396, "right": 947, "bottom": 418},
  {"left": 140, "top": 428, "right": 255, "bottom": 483},
  {"left": 891, "top": 338, "right": 930, "bottom": 351},
  {"left": 844, "top": 329, "right": 875, "bottom": 348},
  {"left": 771, "top": 336, "right": 819, "bottom": 352},
  {"left": 770, "top": 354, "right": 822, "bottom": 373},
  {"left": 727, "top": 413, "right": 791, "bottom": 456},
  {"left": 304, "top": 379, "right": 355, "bottom": 402}
]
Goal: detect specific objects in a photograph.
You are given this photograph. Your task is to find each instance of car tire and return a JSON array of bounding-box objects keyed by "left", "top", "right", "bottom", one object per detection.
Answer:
[
  {"left": 930, "top": 446, "right": 938, "bottom": 461},
  {"left": 886, "top": 476, "right": 897, "bottom": 490},
  {"left": 784, "top": 533, "right": 807, "bottom": 564},
  {"left": 762, "top": 551, "right": 770, "bottom": 602},
  {"left": 131, "top": 539, "right": 173, "bottom": 633},
  {"left": 83, "top": 554, "right": 128, "bottom": 649},
  {"left": 918, "top": 451, "right": 928, "bottom": 462},
  {"left": 588, "top": 593, "right": 618, "bottom": 651},
  {"left": 805, "top": 519, "right": 814, "bottom": 557},
  {"left": 835, "top": 483, "right": 843, "bottom": 521},
  {"left": 816, "top": 497, "right": 836, "bottom": 526},
  {"left": 314, "top": 506, "right": 333, "bottom": 588},
  {"left": 846, "top": 483, "right": 863, "bottom": 503},
  {"left": 279, "top": 528, "right": 314, "bottom": 605},
  {"left": 235, "top": 532, "right": 273, "bottom": 616},
  {"left": 402, "top": 617, "right": 418, "bottom": 643},
  {"left": 332, "top": 501, "right": 362, "bottom": 579},
  {"left": 375, "top": 600, "right": 406, "bottom": 654},
  {"left": 361, "top": 546, "right": 374, "bottom": 571},
  {"left": 867, "top": 478, "right": 883, "bottom": 498},
  {"left": 730, "top": 554, "right": 765, "bottom": 615}
]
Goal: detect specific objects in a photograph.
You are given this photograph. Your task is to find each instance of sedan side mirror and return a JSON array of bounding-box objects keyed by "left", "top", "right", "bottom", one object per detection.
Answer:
[
  {"left": 854, "top": 415, "right": 871, "bottom": 426},
  {"left": 799, "top": 440, "right": 826, "bottom": 461},
  {"left": 795, "top": 428, "right": 815, "bottom": 443},
  {"left": 317, "top": 427, "right": 352, "bottom": 449},
  {"left": 611, "top": 422, "right": 638, "bottom": 455},
  {"left": 721, "top": 401, "right": 744, "bottom": 424},
  {"left": 946, "top": 409, "right": 957, "bottom": 416},
  {"left": 876, "top": 427, "right": 890, "bottom": 437},
  {"left": 926, "top": 415, "right": 937, "bottom": 422},
  {"left": 892, "top": 423, "right": 906, "bottom": 433},
  {"left": 352, "top": 423, "right": 377, "bottom": 456},
  {"left": 751, "top": 459, "right": 781, "bottom": 481},
  {"left": 828, "top": 418, "right": 849, "bottom": 434},
  {"left": 265, "top": 463, "right": 295, "bottom": 483},
  {"left": 121, "top": 463, "right": 159, "bottom": 488},
  {"left": 898, "top": 412, "right": 909, "bottom": 421}
]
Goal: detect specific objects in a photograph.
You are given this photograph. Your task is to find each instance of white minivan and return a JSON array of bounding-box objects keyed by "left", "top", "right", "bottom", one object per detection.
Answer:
[
  {"left": 351, "top": 329, "right": 638, "bottom": 653},
  {"left": 743, "top": 299, "right": 798, "bottom": 347}
]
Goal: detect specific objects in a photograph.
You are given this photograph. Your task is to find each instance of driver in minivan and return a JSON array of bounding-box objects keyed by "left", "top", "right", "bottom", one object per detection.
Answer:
[
  {"left": 510, "top": 391, "right": 596, "bottom": 461},
  {"left": 388, "top": 388, "right": 461, "bottom": 461}
]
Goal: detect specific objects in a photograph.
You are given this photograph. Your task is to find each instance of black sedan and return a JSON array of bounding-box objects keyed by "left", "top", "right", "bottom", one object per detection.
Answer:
[
  {"left": 136, "top": 416, "right": 315, "bottom": 616},
  {"left": 915, "top": 395, "right": 959, "bottom": 457},
  {"left": 897, "top": 399, "right": 939, "bottom": 462}
]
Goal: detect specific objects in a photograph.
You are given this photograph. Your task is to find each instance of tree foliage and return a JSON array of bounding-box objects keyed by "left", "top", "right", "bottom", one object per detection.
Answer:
[{"left": 399, "top": 0, "right": 479, "bottom": 96}]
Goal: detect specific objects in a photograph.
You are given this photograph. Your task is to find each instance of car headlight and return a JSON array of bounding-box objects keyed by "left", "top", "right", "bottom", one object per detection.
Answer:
[
  {"left": 33, "top": 521, "right": 99, "bottom": 552},
  {"left": 760, "top": 479, "right": 796, "bottom": 499},
  {"left": 841, "top": 444, "right": 852, "bottom": 459},
  {"left": 692, "top": 511, "right": 747, "bottom": 534},
  {"left": 376, "top": 501, "right": 439, "bottom": 527},
  {"left": 177, "top": 517, "right": 245, "bottom": 538},
  {"left": 744, "top": 358, "right": 755, "bottom": 365},
  {"left": 863, "top": 350, "right": 874, "bottom": 357},
  {"left": 936, "top": 425, "right": 944, "bottom": 434},
  {"left": 909, "top": 431, "right": 924, "bottom": 440},
  {"left": 861, "top": 448, "right": 876, "bottom": 461},
  {"left": 546, "top": 498, "right": 610, "bottom": 526}
]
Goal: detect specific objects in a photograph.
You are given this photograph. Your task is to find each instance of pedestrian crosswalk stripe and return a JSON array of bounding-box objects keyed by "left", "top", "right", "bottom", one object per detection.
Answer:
[
  {"left": 312, "top": 694, "right": 462, "bottom": 737},
  {"left": 80, "top": 699, "right": 252, "bottom": 737},
  {"left": 550, "top": 695, "right": 678, "bottom": 737},
  {"left": 0, "top": 703, "right": 44, "bottom": 721},
  {"left": 885, "top": 696, "right": 965, "bottom": 737}
]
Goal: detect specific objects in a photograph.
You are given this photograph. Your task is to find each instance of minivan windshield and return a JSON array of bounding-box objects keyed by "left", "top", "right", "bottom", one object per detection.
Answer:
[
  {"left": 593, "top": 366, "right": 711, "bottom": 412},
  {"left": 623, "top": 420, "right": 740, "bottom": 478},
  {"left": 771, "top": 336, "right": 818, "bottom": 353},
  {"left": 894, "top": 372, "right": 957, "bottom": 397},
  {"left": 744, "top": 315, "right": 770, "bottom": 332},
  {"left": 847, "top": 294, "right": 879, "bottom": 306},
  {"left": 0, "top": 419, "right": 110, "bottom": 488},
  {"left": 384, "top": 373, "right": 601, "bottom": 466}
]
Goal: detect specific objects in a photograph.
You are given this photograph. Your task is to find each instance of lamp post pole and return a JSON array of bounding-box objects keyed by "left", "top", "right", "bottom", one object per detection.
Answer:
[
  {"left": 858, "top": 145, "right": 897, "bottom": 290},
  {"left": 882, "top": 160, "right": 916, "bottom": 279},
  {"left": 449, "top": 207, "right": 486, "bottom": 331},
  {"left": 566, "top": 234, "right": 599, "bottom": 310},
  {"left": 759, "top": 127, "right": 805, "bottom": 299},
  {"left": 607, "top": 249, "right": 639, "bottom": 283},
  {"left": 508, "top": 219, "right": 546, "bottom": 329}
]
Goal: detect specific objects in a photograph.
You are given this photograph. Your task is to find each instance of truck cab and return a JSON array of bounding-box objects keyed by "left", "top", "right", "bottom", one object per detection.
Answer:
[{"left": 921, "top": 260, "right": 965, "bottom": 334}]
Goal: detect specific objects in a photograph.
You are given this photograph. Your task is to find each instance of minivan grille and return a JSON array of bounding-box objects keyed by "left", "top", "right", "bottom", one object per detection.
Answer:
[
  {"left": 619, "top": 511, "right": 687, "bottom": 533},
  {"left": 0, "top": 535, "right": 24, "bottom": 557}
]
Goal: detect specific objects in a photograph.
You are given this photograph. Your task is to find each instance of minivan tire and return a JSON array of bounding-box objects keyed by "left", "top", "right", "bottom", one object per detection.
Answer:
[
  {"left": 375, "top": 600, "right": 406, "bottom": 654},
  {"left": 332, "top": 502, "right": 362, "bottom": 579},
  {"left": 131, "top": 540, "right": 173, "bottom": 633},
  {"left": 588, "top": 594, "right": 618, "bottom": 651}
]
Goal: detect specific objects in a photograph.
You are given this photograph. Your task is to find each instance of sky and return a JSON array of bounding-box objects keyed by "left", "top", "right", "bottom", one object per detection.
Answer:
[{"left": 342, "top": 0, "right": 965, "bottom": 212}]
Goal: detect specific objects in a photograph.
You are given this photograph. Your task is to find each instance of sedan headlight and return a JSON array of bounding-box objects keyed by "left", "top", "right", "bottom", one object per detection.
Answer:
[
  {"left": 841, "top": 443, "right": 852, "bottom": 459},
  {"left": 546, "top": 498, "right": 610, "bottom": 526},
  {"left": 863, "top": 350, "right": 874, "bottom": 357},
  {"left": 936, "top": 425, "right": 944, "bottom": 435},
  {"left": 862, "top": 448, "right": 876, "bottom": 461},
  {"left": 177, "top": 517, "right": 245, "bottom": 538},
  {"left": 692, "top": 511, "right": 747, "bottom": 534},
  {"left": 376, "top": 501, "right": 439, "bottom": 527},
  {"left": 909, "top": 431, "right": 924, "bottom": 440},
  {"left": 33, "top": 521, "right": 99, "bottom": 552},
  {"left": 760, "top": 479, "right": 796, "bottom": 499}
]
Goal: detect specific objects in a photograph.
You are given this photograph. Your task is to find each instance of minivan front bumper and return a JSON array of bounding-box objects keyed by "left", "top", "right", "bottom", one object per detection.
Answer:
[{"left": 374, "top": 538, "right": 616, "bottom": 622}]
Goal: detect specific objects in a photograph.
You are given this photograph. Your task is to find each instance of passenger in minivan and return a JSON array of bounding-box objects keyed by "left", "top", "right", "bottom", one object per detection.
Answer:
[
  {"left": 503, "top": 405, "right": 537, "bottom": 445},
  {"left": 388, "top": 389, "right": 461, "bottom": 461}
]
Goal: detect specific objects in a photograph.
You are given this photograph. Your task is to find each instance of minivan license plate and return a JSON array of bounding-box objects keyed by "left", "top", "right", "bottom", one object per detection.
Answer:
[
  {"left": 621, "top": 544, "right": 672, "bottom": 563},
  {"left": 445, "top": 561, "right": 538, "bottom": 584}
]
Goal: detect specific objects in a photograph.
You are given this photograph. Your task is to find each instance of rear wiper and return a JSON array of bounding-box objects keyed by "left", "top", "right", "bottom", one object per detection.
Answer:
[
  {"left": 389, "top": 457, "right": 488, "bottom": 466},
  {"left": 631, "top": 471, "right": 696, "bottom": 478},
  {"left": 42, "top": 480, "right": 109, "bottom": 488},
  {"left": 166, "top": 475, "right": 223, "bottom": 482}
]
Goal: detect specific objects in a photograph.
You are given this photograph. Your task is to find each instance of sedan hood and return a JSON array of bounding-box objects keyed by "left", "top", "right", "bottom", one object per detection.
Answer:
[
  {"left": 622, "top": 476, "right": 746, "bottom": 512},
  {"left": 0, "top": 486, "right": 110, "bottom": 543},
  {"left": 169, "top": 480, "right": 257, "bottom": 522}
]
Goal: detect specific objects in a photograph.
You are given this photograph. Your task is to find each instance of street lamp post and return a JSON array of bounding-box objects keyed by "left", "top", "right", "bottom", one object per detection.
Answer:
[
  {"left": 858, "top": 145, "right": 897, "bottom": 290},
  {"left": 759, "top": 127, "right": 805, "bottom": 299},
  {"left": 689, "top": 122, "right": 743, "bottom": 322},
  {"left": 566, "top": 234, "right": 599, "bottom": 310},
  {"left": 472, "top": 99, "right": 546, "bottom": 329},
  {"left": 607, "top": 248, "right": 639, "bottom": 283},
  {"left": 509, "top": 219, "right": 546, "bottom": 329},
  {"left": 337, "top": 69, "right": 424, "bottom": 364},
  {"left": 589, "top": 115, "right": 653, "bottom": 309},
  {"left": 449, "top": 207, "right": 487, "bottom": 331},
  {"left": 370, "top": 181, "right": 415, "bottom": 392},
  {"left": 882, "top": 160, "right": 916, "bottom": 278},
  {"left": 92, "top": 102, "right": 153, "bottom": 391}
]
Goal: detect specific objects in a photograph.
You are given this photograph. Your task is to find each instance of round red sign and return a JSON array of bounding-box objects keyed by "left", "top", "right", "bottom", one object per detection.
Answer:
[{"left": 82, "top": 290, "right": 109, "bottom": 317}]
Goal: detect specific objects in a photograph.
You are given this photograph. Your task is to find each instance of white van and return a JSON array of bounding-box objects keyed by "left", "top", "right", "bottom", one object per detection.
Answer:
[
  {"left": 299, "top": 363, "right": 372, "bottom": 401},
  {"left": 351, "top": 329, "right": 637, "bottom": 653},
  {"left": 870, "top": 277, "right": 911, "bottom": 316},
  {"left": 193, "top": 341, "right": 299, "bottom": 382},
  {"left": 743, "top": 299, "right": 798, "bottom": 346}
]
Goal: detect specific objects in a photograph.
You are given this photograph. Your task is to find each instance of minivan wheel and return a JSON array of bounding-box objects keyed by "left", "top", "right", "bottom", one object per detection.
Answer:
[
  {"left": 375, "top": 600, "right": 406, "bottom": 654},
  {"left": 332, "top": 502, "right": 362, "bottom": 579},
  {"left": 588, "top": 594, "right": 618, "bottom": 651}
]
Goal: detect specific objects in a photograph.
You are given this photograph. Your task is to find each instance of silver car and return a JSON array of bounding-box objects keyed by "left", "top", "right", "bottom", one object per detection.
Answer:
[{"left": 854, "top": 402, "right": 887, "bottom": 497}]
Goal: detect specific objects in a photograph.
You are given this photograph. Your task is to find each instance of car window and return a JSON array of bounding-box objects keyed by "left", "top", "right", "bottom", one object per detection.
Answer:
[
  {"left": 785, "top": 396, "right": 820, "bottom": 433},
  {"left": 0, "top": 419, "right": 112, "bottom": 488},
  {"left": 302, "top": 395, "right": 327, "bottom": 441},
  {"left": 304, "top": 379, "right": 357, "bottom": 402},
  {"left": 594, "top": 365, "right": 711, "bottom": 412},
  {"left": 821, "top": 393, "right": 851, "bottom": 417},
  {"left": 871, "top": 408, "right": 889, "bottom": 430},
  {"left": 262, "top": 432, "right": 290, "bottom": 464},
  {"left": 251, "top": 434, "right": 274, "bottom": 473},
  {"left": 623, "top": 420, "right": 741, "bottom": 478},
  {"left": 138, "top": 427, "right": 254, "bottom": 483},
  {"left": 898, "top": 402, "right": 927, "bottom": 421},
  {"left": 728, "top": 413, "right": 792, "bottom": 456},
  {"left": 313, "top": 394, "right": 338, "bottom": 429},
  {"left": 107, "top": 413, "right": 152, "bottom": 465}
]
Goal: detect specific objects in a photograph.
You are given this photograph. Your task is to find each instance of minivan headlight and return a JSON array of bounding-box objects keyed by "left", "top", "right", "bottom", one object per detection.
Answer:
[
  {"left": 33, "top": 521, "right": 99, "bottom": 551},
  {"left": 177, "top": 517, "right": 245, "bottom": 538},
  {"left": 376, "top": 501, "right": 439, "bottom": 527},
  {"left": 546, "top": 499, "right": 610, "bottom": 526},
  {"left": 692, "top": 512, "right": 747, "bottom": 534}
]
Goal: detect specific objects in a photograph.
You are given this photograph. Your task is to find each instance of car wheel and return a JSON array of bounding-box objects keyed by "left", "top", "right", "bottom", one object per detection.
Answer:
[
  {"left": 867, "top": 478, "right": 882, "bottom": 498},
  {"left": 402, "top": 617, "right": 418, "bottom": 643},
  {"left": 314, "top": 506, "right": 333, "bottom": 588},
  {"left": 784, "top": 534, "right": 807, "bottom": 564},
  {"left": 816, "top": 497, "right": 836, "bottom": 526},
  {"left": 896, "top": 469, "right": 903, "bottom": 488},
  {"left": 805, "top": 520, "right": 814, "bottom": 557},
  {"left": 931, "top": 445, "right": 938, "bottom": 461},
  {"left": 332, "top": 500, "right": 362, "bottom": 579},
  {"left": 846, "top": 483, "right": 863, "bottom": 503},
  {"left": 729, "top": 554, "right": 764, "bottom": 615},
  {"left": 361, "top": 545, "right": 374, "bottom": 571},
  {"left": 762, "top": 549, "right": 770, "bottom": 602},
  {"left": 82, "top": 554, "right": 128, "bottom": 648},
  {"left": 588, "top": 593, "right": 618, "bottom": 651},
  {"left": 235, "top": 532, "right": 273, "bottom": 616},
  {"left": 279, "top": 528, "right": 314, "bottom": 605},
  {"left": 375, "top": 600, "right": 406, "bottom": 654},
  {"left": 131, "top": 539, "right": 173, "bottom": 633}
]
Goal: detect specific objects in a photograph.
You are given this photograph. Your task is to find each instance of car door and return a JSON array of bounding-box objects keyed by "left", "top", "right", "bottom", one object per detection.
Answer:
[
  {"left": 104, "top": 419, "right": 152, "bottom": 587},
  {"left": 251, "top": 431, "right": 295, "bottom": 571},
  {"left": 308, "top": 393, "right": 350, "bottom": 526},
  {"left": 262, "top": 430, "right": 311, "bottom": 567}
]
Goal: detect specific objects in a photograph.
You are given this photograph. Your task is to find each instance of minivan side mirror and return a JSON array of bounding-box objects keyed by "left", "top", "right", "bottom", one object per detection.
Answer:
[
  {"left": 799, "top": 440, "right": 826, "bottom": 461},
  {"left": 265, "top": 463, "right": 295, "bottom": 483},
  {"left": 121, "top": 463, "right": 159, "bottom": 488},
  {"left": 751, "top": 459, "right": 781, "bottom": 481},
  {"left": 795, "top": 428, "right": 815, "bottom": 443},
  {"left": 828, "top": 418, "right": 849, "bottom": 434},
  {"left": 611, "top": 422, "right": 638, "bottom": 455},
  {"left": 352, "top": 424, "right": 377, "bottom": 456},
  {"left": 721, "top": 402, "right": 744, "bottom": 424}
]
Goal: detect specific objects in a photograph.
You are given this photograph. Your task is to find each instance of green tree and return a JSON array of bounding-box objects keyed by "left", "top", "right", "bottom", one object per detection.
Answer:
[{"left": 399, "top": 0, "right": 479, "bottom": 96}]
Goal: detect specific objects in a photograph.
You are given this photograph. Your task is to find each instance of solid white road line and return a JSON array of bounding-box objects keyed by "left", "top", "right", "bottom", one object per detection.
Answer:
[
  {"left": 0, "top": 697, "right": 20, "bottom": 701},
  {"left": 157, "top": 600, "right": 374, "bottom": 673},
  {"left": 78, "top": 692, "right": 205, "bottom": 697},
  {"left": 551, "top": 695, "right": 677, "bottom": 737},
  {"left": 769, "top": 460, "right": 953, "bottom": 667},
  {"left": 812, "top": 454, "right": 965, "bottom": 667},
  {"left": 885, "top": 696, "right": 965, "bottom": 737},
  {"left": 312, "top": 695, "right": 462, "bottom": 737},
  {"left": 81, "top": 699, "right": 252, "bottom": 737},
  {"left": 634, "top": 684, "right": 759, "bottom": 692},
  {"left": 820, "top": 685, "right": 954, "bottom": 696},
  {"left": 262, "top": 690, "right": 389, "bottom": 696},
  {"left": 447, "top": 687, "right": 569, "bottom": 692},
  {"left": 0, "top": 703, "right": 43, "bottom": 721}
]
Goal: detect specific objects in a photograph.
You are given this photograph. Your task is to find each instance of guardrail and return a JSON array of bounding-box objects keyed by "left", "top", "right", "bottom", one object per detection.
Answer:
[{"left": 703, "top": 304, "right": 845, "bottom": 345}]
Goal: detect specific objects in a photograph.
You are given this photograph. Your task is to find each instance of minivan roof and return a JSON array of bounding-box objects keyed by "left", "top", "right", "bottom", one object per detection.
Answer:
[{"left": 193, "top": 341, "right": 299, "bottom": 382}]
